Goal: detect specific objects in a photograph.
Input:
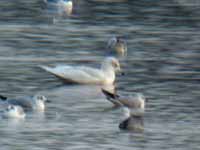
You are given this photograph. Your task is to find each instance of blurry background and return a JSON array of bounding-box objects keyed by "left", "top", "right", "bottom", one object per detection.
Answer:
[{"left": 0, "top": 0, "right": 200, "bottom": 149}]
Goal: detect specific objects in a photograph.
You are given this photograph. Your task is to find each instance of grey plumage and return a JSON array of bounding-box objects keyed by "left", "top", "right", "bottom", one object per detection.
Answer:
[
  {"left": 101, "top": 88, "right": 145, "bottom": 109},
  {"left": 119, "top": 115, "right": 144, "bottom": 131},
  {"left": 107, "top": 36, "right": 127, "bottom": 56},
  {"left": 5, "top": 97, "right": 34, "bottom": 111},
  {"left": 0, "top": 95, "right": 48, "bottom": 111},
  {"left": 102, "top": 89, "right": 146, "bottom": 131}
]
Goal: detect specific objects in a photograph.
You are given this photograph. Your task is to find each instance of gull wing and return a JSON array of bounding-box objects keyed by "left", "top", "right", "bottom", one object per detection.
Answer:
[
  {"left": 40, "top": 65, "right": 105, "bottom": 84},
  {"left": 7, "top": 98, "right": 33, "bottom": 110},
  {"left": 101, "top": 89, "right": 122, "bottom": 106}
]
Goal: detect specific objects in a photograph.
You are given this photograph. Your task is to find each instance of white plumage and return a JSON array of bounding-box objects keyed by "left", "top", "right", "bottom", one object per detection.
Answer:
[
  {"left": 3, "top": 105, "right": 26, "bottom": 119},
  {"left": 40, "top": 57, "right": 121, "bottom": 85},
  {"left": 0, "top": 95, "right": 48, "bottom": 112}
]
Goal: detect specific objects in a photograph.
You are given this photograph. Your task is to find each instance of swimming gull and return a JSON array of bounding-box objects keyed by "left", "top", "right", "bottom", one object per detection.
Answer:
[
  {"left": 107, "top": 36, "right": 127, "bottom": 56},
  {"left": 102, "top": 89, "right": 146, "bottom": 113},
  {"left": 119, "top": 107, "right": 144, "bottom": 131},
  {"left": 2, "top": 105, "right": 26, "bottom": 119},
  {"left": 40, "top": 57, "right": 121, "bottom": 85},
  {"left": 0, "top": 94, "right": 49, "bottom": 112},
  {"left": 44, "top": 0, "right": 73, "bottom": 16},
  {"left": 101, "top": 89, "right": 146, "bottom": 131}
]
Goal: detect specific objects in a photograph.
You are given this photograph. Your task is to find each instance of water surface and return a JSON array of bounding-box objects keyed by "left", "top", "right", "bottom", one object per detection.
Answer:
[{"left": 0, "top": 0, "right": 200, "bottom": 149}]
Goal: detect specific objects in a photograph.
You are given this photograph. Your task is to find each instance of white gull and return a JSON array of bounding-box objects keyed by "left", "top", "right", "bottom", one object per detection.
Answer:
[
  {"left": 40, "top": 57, "right": 121, "bottom": 85},
  {"left": 2, "top": 105, "right": 26, "bottom": 119}
]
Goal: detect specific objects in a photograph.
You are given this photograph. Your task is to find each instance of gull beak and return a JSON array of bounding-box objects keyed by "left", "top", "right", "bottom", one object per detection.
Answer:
[
  {"left": 116, "top": 68, "right": 125, "bottom": 76},
  {"left": 120, "top": 71, "right": 125, "bottom": 76},
  {"left": 115, "top": 66, "right": 121, "bottom": 72}
]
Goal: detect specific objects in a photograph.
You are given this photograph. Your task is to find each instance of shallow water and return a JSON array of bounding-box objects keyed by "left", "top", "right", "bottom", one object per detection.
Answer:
[{"left": 0, "top": 0, "right": 200, "bottom": 149}]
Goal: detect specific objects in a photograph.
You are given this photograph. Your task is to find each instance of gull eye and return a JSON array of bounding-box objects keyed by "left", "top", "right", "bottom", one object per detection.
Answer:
[
  {"left": 41, "top": 96, "right": 46, "bottom": 101},
  {"left": 116, "top": 37, "right": 121, "bottom": 42}
]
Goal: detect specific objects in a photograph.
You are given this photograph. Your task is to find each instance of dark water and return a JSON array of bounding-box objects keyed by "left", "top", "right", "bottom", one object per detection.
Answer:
[{"left": 0, "top": 0, "right": 200, "bottom": 149}]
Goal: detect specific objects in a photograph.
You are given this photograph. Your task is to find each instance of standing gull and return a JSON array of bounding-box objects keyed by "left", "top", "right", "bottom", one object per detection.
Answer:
[{"left": 40, "top": 57, "right": 121, "bottom": 85}]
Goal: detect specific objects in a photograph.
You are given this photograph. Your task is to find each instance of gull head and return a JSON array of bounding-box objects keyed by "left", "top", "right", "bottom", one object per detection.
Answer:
[
  {"left": 58, "top": 0, "right": 73, "bottom": 16},
  {"left": 33, "top": 95, "right": 48, "bottom": 111},
  {"left": 122, "top": 93, "right": 146, "bottom": 116},
  {"left": 102, "top": 57, "right": 121, "bottom": 72},
  {"left": 3, "top": 105, "right": 26, "bottom": 119},
  {"left": 107, "top": 36, "right": 127, "bottom": 55}
]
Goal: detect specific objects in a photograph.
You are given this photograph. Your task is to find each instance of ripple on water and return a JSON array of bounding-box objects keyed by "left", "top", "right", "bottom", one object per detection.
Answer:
[{"left": 0, "top": 0, "right": 200, "bottom": 149}]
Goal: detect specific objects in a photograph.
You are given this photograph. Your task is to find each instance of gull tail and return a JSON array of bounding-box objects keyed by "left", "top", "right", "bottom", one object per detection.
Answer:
[
  {"left": 39, "top": 65, "right": 58, "bottom": 75},
  {"left": 39, "top": 65, "right": 53, "bottom": 72},
  {"left": 101, "top": 89, "right": 122, "bottom": 106},
  {"left": 0, "top": 95, "right": 7, "bottom": 101},
  {"left": 101, "top": 88, "right": 119, "bottom": 99}
]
